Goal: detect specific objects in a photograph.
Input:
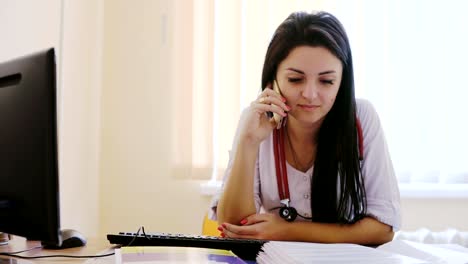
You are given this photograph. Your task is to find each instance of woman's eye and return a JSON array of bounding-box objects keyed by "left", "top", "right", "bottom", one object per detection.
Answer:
[
  {"left": 288, "top": 78, "right": 302, "bottom": 83},
  {"left": 321, "top": 79, "right": 334, "bottom": 85}
]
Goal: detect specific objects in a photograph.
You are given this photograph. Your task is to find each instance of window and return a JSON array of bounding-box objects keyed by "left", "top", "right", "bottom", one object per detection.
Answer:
[{"left": 171, "top": 0, "right": 468, "bottom": 196}]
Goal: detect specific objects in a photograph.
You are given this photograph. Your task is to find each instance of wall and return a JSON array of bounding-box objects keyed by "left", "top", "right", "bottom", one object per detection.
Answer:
[
  {"left": 0, "top": 0, "right": 60, "bottom": 62},
  {"left": 99, "top": 0, "right": 210, "bottom": 236},
  {"left": 401, "top": 199, "right": 468, "bottom": 231},
  {"left": 59, "top": 0, "right": 102, "bottom": 236}
]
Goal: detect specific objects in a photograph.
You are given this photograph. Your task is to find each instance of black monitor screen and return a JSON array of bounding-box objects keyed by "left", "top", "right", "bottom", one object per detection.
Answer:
[{"left": 0, "top": 48, "right": 61, "bottom": 247}]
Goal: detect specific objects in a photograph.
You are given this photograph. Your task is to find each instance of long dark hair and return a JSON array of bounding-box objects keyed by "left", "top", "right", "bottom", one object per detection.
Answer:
[{"left": 261, "top": 11, "right": 366, "bottom": 223}]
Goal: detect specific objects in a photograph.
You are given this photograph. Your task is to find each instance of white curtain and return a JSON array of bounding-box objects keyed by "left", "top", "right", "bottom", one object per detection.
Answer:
[
  {"left": 338, "top": 0, "right": 468, "bottom": 184},
  {"left": 173, "top": 0, "right": 468, "bottom": 188}
]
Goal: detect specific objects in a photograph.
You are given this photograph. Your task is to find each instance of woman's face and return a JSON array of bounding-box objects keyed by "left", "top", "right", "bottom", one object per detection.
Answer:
[{"left": 276, "top": 45, "right": 343, "bottom": 127}]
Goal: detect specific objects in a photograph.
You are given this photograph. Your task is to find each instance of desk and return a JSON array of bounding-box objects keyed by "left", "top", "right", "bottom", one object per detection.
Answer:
[
  {"left": 0, "top": 236, "right": 115, "bottom": 264},
  {"left": 1, "top": 237, "right": 257, "bottom": 264}
]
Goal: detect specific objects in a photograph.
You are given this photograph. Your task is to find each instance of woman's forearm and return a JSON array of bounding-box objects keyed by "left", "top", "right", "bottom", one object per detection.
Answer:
[
  {"left": 283, "top": 217, "right": 394, "bottom": 245},
  {"left": 217, "top": 139, "right": 260, "bottom": 224}
]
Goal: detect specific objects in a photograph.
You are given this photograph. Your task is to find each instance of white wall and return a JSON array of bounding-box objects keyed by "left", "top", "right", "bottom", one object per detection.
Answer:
[
  {"left": 99, "top": 0, "right": 210, "bottom": 236},
  {"left": 0, "top": 0, "right": 60, "bottom": 62},
  {"left": 401, "top": 199, "right": 468, "bottom": 231},
  {"left": 59, "top": 0, "right": 102, "bottom": 236}
]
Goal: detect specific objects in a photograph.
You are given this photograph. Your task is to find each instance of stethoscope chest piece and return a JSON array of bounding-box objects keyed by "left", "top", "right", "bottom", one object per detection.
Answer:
[{"left": 279, "top": 206, "right": 298, "bottom": 222}]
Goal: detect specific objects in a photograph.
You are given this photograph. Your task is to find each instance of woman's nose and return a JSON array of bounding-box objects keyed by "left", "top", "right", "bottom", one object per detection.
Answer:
[{"left": 301, "top": 81, "right": 318, "bottom": 99}]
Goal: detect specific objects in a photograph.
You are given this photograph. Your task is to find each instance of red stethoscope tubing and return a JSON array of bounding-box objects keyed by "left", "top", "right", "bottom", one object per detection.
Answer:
[
  {"left": 274, "top": 117, "right": 364, "bottom": 202},
  {"left": 273, "top": 125, "right": 290, "bottom": 201}
]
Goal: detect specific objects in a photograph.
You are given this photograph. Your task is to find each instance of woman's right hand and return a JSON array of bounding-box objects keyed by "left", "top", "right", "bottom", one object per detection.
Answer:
[{"left": 238, "top": 84, "right": 290, "bottom": 145}]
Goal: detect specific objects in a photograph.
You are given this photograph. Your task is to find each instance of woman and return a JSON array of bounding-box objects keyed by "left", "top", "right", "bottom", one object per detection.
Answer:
[{"left": 210, "top": 11, "right": 400, "bottom": 245}]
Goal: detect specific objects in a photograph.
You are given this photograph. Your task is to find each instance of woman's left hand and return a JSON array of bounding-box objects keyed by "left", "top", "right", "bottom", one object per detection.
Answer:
[{"left": 218, "top": 213, "right": 289, "bottom": 240}]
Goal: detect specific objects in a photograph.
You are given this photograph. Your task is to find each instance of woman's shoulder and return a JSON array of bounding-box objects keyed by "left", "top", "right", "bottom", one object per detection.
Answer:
[
  {"left": 356, "top": 98, "right": 380, "bottom": 122},
  {"left": 355, "top": 98, "right": 383, "bottom": 134},
  {"left": 356, "top": 98, "right": 376, "bottom": 115}
]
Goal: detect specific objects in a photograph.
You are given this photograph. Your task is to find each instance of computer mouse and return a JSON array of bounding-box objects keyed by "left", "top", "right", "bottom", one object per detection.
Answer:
[{"left": 59, "top": 229, "right": 87, "bottom": 249}]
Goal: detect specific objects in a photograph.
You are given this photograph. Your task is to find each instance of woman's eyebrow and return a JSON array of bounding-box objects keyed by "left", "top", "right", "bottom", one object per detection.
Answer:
[
  {"left": 286, "top": 68, "right": 305, "bottom": 74},
  {"left": 286, "top": 68, "right": 336, "bottom": 76},
  {"left": 318, "top": 70, "right": 336, "bottom": 75}
]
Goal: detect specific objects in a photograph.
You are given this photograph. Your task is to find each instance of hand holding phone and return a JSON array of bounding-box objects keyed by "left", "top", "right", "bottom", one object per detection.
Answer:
[{"left": 266, "top": 80, "right": 284, "bottom": 129}]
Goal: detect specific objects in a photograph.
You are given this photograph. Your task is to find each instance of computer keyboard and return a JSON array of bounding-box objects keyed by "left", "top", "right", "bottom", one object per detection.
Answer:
[{"left": 107, "top": 232, "right": 266, "bottom": 261}]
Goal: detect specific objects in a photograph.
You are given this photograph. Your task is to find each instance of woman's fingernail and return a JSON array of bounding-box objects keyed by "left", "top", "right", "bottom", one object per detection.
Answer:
[
  {"left": 240, "top": 219, "right": 247, "bottom": 225},
  {"left": 222, "top": 223, "right": 227, "bottom": 228},
  {"left": 217, "top": 226, "right": 223, "bottom": 232},
  {"left": 220, "top": 232, "right": 225, "bottom": 238}
]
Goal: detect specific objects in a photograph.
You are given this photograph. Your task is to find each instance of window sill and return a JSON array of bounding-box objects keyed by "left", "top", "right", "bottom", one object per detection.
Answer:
[
  {"left": 200, "top": 181, "right": 468, "bottom": 198},
  {"left": 200, "top": 180, "right": 222, "bottom": 196},
  {"left": 399, "top": 183, "right": 468, "bottom": 198}
]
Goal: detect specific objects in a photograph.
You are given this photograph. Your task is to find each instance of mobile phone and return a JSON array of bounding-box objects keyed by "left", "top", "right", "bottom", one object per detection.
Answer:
[{"left": 266, "top": 80, "right": 284, "bottom": 129}]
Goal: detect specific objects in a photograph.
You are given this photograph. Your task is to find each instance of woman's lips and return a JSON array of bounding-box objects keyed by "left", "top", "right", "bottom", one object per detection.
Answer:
[{"left": 298, "top": 104, "right": 319, "bottom": 111}]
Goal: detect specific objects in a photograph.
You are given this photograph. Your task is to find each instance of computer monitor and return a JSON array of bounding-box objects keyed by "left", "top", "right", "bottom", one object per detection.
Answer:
[{"left": 0, "top": 48, "right": 62, "bottom": 247}]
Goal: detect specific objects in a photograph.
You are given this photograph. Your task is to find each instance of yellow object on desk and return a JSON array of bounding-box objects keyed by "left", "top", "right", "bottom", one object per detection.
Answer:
[{"left": 202, "top": 213, "right": 219, "bottom": 237}]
